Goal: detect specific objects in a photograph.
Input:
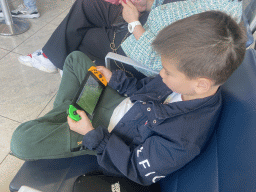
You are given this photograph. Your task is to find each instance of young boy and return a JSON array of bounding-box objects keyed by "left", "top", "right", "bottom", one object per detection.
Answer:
[{"left": 11, "top": 11, "right": 246, "bottom": 186}]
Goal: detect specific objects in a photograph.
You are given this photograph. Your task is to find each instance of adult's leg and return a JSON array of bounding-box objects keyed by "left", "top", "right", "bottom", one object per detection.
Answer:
[
  {"left": 78, "top": 10, "right": 152, "bottom": 79},
  {"left": 77, "top": 0, "right": 182, "bottom": 62},
  {"left": 77, "top": 27, "right": 146, "bottom": 79},
  {"left": 42, "top": 0, "right": 185, "bottom": 70},
  {"left": 24, "top": 0, "right": 37, "bottom": 11},
  {"left": 11, "top": 51, "right": 125, "bottom": 160},
  {"left": 42, "top": 0, "right": 122, "bottom": 70}
]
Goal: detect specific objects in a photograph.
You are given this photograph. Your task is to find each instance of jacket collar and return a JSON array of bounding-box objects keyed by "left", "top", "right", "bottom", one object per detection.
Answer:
[
  {"left": 130, "top": 75, "right": 173, "bottom": 103},
  {"left": 152, "top": 87, "right": 222, "bottom": 120}
]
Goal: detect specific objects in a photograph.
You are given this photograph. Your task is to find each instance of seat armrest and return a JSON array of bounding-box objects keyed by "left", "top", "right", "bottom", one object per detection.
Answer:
[{"left": 105, "top": 52, "right": 159, "bottom": 75}]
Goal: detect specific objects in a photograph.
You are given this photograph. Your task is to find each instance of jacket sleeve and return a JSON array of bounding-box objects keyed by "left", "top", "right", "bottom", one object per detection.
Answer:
[
  {"left": 108, "top": 70, "right": 154, "bottom": 96},
  {"left": 82, "top": 125, "right": 201, "bottom": 186}
]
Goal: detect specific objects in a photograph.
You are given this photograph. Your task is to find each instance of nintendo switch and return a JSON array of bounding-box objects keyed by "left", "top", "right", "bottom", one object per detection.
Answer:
[{"left": 68, "top": 66, "right": 107, "bottom": 121}]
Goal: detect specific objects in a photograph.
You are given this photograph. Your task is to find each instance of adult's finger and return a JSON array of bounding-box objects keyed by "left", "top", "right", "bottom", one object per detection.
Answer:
[
  {"left": 126, "top": 0, "right": 134, "bottom": 7},
  {"left": 121, "top": 0, "right": 129, "bottom": 7}
]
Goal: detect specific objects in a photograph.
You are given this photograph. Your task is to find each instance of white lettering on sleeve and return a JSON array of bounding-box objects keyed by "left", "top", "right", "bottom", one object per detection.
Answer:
[
  {"left": 137, "top": 146, "right": 143, "bottom": 157},
  {"left": 152, "top": 176, "right": 166, "bottom": 183},
  {"left": 139, "top": 159, "right": 151, "bottom": 169},
  {"left": 145, "top": 172, "right": 155, "bottom": 177}
]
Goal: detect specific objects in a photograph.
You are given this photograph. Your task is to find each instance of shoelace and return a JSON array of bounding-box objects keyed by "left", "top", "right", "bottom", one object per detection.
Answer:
[
  {"left": 27, "top": 50, "right": 42, "bottom": 58},
  {"left": 37, "top": 52, "right": 42, "bottom": 56}
]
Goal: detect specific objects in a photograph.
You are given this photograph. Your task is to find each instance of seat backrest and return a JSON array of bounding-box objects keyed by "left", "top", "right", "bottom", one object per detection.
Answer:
[
  {"left": 216, "top": 48, "right": 256, "bottom": 191},
  {"left": 158, "top": 49, "right": 256, "bottom": 192}
]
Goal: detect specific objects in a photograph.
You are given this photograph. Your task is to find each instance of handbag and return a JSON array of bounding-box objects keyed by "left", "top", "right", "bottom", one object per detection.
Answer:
[{"left": 73, "top": 172, "right": 160, "bottom": 192}]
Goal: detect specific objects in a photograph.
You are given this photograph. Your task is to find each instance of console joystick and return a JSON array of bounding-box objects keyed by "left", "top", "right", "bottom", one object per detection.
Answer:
[{"left": 68, "top": 105, "right": 81, "bottom": 121}]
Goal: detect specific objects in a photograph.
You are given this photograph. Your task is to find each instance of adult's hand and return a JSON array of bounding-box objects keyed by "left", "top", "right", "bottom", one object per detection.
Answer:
[
  {"left": 121, "top": 0, "right": 146, "bottom": 40},
  {"left": 121, "top": 0, "right": 140, "bottom": 23}
]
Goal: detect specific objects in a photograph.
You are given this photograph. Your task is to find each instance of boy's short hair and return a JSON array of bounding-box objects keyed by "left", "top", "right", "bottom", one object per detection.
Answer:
[{"left": 152, "top": 11, "right": 247, "bottom": 85}]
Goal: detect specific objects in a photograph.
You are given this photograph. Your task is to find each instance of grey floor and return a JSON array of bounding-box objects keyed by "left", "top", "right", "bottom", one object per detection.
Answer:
[{"left": 0, "top": 0, "right": 74, "bottom": 191}]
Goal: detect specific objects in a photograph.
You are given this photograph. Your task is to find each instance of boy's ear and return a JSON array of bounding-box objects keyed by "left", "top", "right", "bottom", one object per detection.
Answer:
[{"left": 195, "top": 78, "right": 212, "bottom": 95}]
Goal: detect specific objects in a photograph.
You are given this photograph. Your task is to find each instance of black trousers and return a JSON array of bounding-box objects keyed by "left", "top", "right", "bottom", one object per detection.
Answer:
[{"left": 42, "top": 0, "right": 183, "bottom": 78}]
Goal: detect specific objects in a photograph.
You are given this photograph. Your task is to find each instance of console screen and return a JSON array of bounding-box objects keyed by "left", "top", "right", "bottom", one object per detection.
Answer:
[{"left": 76, "top": 75, "right": 104, "bottom": 115}]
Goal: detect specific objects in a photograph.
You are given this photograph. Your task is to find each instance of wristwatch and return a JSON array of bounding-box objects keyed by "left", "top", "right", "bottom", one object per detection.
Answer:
[{"left": 128, "top": 21, "right": 142, "bottom": 33}]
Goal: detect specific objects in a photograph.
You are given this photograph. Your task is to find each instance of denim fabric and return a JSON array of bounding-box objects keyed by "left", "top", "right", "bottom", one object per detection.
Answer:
[
  {"left": 24, "top": 0, "right": 37, "bottom": 11},
  {"left": 243, "top": 0, "right": 256, "bottom": 33}
]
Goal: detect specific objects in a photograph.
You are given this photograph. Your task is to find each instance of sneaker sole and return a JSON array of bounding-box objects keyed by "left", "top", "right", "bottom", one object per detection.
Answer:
[
  {"left": 37, "top": 66, "right": 58, "bottom": 73},
  {"left": 0, "top": 12, "right": 40, "bottom": 18},
  {"left": 12, "top": 13, "right": 40, "bottom": 19},
  {"left": 18, "top": 57, "right": 33, "bottom": 67},
  {"left": 18, "top": 57, "right": 58, "bottom": 73}
]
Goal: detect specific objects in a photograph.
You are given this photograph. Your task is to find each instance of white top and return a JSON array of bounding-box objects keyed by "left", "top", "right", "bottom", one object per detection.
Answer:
[
  {"left": 108, "top": 98, "right": 134, "bottom": 133},
  {"left": 163, "top": 92, "right": 182, "bottom": 104}
]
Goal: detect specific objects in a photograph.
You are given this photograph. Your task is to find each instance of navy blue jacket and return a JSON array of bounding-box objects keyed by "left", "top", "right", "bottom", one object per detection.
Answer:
[{"left": 83, "top": 70, "right": 222, "bottom": 186}]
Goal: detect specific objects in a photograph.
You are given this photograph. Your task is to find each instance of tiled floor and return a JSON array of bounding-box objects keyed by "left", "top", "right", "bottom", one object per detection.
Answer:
[{"left": 0, "top": 0, "right": 74, "bottom": 191}]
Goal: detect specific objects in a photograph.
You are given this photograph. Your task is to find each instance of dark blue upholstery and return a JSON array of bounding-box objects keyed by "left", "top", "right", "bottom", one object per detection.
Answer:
[
  {"left": 158, "top": 49, "right": 256, "bottom": 192},
  {"left": 217, "top": 49, "right": 256, "bottom": 191}
]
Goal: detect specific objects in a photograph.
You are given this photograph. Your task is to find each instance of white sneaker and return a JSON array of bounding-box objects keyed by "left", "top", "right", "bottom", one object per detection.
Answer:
[
  {"left": 18, "top": 50, "right": 58, "bottom": 73},
  {"left": 11, "top": 4, "right": 40, "bottom": 18}
]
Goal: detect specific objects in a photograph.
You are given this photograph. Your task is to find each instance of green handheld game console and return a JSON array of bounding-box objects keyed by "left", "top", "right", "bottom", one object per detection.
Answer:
[{"left": 68, "top": 66, "right": 107, "bottom": 121}]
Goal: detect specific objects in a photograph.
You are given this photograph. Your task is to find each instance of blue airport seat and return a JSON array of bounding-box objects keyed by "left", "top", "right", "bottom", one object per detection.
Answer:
[{"left": 158, "top": 48, "right": 256, "bottom": 192}]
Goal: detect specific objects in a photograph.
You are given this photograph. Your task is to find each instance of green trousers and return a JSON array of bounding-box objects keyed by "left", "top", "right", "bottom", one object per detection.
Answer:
[{"left": 11, "top": 51, "right": 126, "bottom": 160}]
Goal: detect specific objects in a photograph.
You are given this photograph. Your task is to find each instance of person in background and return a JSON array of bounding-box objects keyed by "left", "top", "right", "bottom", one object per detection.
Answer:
[{"left": 0, "top": 0, "right": 39, "bottom": 18}]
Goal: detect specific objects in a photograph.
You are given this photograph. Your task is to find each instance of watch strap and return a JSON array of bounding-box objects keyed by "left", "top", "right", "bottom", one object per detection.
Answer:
[{"left": 128, "top": 21, "right": 141, "bottom": 33}]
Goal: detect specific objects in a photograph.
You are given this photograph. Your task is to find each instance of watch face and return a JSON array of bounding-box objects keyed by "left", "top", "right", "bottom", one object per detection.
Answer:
[{"left": 128, "top": 23, "right": 133, "bottom": 33}]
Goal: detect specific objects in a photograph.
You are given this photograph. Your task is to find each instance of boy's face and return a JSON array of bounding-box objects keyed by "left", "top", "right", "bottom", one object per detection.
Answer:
[{"left": 160, "top": 56, "right": 198, "bottom": 96}]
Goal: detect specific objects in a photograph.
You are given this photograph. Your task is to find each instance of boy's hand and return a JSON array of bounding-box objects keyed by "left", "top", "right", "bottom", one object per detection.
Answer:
[
  {"left": 96, "top": 66, "right": 112, "bottom": 83},
  {"left": 67, "top": 110, "right": 94, "bottom": 135},
  {"left": 121, "top": 0, "right": 140, "bottom": 23}
]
